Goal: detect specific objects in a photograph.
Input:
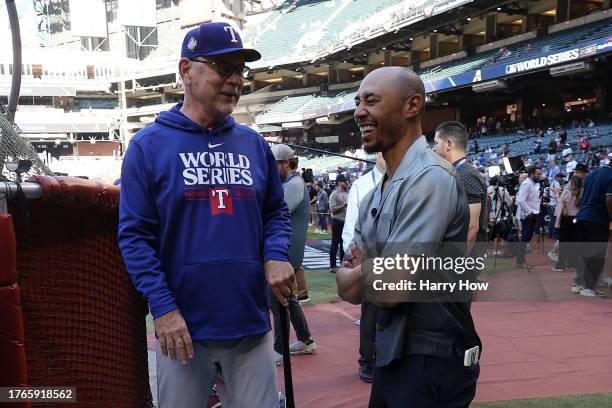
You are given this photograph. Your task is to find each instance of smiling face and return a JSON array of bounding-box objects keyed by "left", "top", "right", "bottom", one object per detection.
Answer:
[
  {"left": 353, "top": 68, "right": 423, "bottom": 154},
  {"left": 180, "top": 53, "right": 245, "bottom": 125}
]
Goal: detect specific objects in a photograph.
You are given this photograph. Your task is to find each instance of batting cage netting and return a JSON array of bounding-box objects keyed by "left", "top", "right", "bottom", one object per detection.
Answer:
[
  {"left": 0, "top": 104, "right": 53, "bottom": 180},
  {"left": 1, "top": 104, "right": 153, "bottom": 407}
]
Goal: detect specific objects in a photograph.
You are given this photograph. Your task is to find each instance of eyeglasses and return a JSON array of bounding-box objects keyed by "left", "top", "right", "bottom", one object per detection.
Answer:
[{"left": 190, "top": 58, "right": 251, "bottom": 79}]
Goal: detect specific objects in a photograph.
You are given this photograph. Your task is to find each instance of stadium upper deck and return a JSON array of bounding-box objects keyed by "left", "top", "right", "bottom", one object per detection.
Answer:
[
  {"left": 1, "top": 0, "right": 610, "bottom": 161},
  {"left": 254, "top": 14, "right": 612, "bottom": 125}
]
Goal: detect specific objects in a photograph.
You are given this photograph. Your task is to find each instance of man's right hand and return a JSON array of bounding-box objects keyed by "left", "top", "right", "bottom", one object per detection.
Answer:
[
  {"left": 154, "top": 309, "right": 194, "bottom": 364},
  {"left": 342, "top": 241, "right": 364, "bottom": 269}
]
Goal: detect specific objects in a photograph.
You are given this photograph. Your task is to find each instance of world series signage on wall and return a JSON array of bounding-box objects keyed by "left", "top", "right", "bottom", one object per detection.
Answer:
[{"left": 422, "top": 35, "right": 612, "bottom": 94}]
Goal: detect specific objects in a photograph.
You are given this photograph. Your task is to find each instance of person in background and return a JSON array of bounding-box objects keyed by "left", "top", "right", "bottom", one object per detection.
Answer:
[
  {"left": 547, "top": 172, "right": 564, "bottom": 262},
  {"left": 548, "top": 160, "right": 560, "bottom": 181},
  {"left": 341, "top": 152, "right": 386, "bottom": 383},
  {"left": 315, "top": 181, "right": 329, "bottom": 233},
  {"left": 573, "top": 163, "right": 589, "bottom": 180},
  {"left": 270, "top": 144, "right": 317, "bottom": 364},
  {"left": 329, "top": 174, "right": 349, "bottom": 272},
  {"left": 308, "top": 181, "right": 318, "bottom": 227},
  {"left": 515, "top": 166, "right": 541, "bottom": 269},
  {"left": 433, "top": 121, "right": 488, "bottom": 257},
  {"left": 547, "top": 138, "right": 558, "bottom": 162},
  {"left": 572, "top": 161, "right": 612, "bottom": 296},
  {"left": 552, "top": 175, "right": 582, "bottom": 272}
]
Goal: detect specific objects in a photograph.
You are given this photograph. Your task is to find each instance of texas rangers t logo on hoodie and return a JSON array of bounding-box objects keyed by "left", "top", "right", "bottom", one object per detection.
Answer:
[{"left": 179, "top": 151, "right": 254, "bottom": 215}]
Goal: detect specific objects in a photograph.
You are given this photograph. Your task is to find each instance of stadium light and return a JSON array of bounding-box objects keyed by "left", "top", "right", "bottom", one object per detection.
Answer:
[
  {"left": 549, "top": 62, "right": 593, "bottom": 77},
  {"left": 472, "top": 79, "right": 507, "bottom": 93},
  {"left": 281, "top": 121, "right": 303, "bottom": 128}
]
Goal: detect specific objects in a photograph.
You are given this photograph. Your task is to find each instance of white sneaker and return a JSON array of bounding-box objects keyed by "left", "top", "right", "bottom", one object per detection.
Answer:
[
  {"left": 600, "top": 277, "right": 612, "bottom": 289},
  {"left": 551, "top": 267, "right": 564, "bottom": 272},
  {"left": 570, "top": 284, "right": 584, "bottom": 293},
  {"left": 547, "top": 251, "right": 559, "bottom": 262},
  {"left": 274, "top": 351, "right": 283, "bottom": 366},
  {"left": 289, "top": 340, "right": 317, "bottom": 355},
  {"left": 580, "top": 288, "right": 605, "bottom": 297}
]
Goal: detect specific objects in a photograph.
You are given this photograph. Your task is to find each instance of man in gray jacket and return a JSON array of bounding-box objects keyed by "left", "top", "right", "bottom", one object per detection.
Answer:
[
  {"left": 337, "top": 67, "right": 480, "bottom": 407},
  {"left": 270, "top": 144, "right": 317, "bottom": 363}
]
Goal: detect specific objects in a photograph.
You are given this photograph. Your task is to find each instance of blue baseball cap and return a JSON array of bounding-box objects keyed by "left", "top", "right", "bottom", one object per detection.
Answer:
[{"left": 181, "top": 22, "right": 261, "bottom": 62}]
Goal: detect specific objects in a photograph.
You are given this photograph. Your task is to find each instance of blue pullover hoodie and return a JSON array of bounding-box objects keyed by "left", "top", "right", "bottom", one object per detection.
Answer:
[{"left": 118, "top": 104, "right": 291, "bottom": 340}]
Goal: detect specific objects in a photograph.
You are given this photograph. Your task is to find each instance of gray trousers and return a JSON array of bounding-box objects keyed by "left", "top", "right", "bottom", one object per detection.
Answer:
[{"left": 156, "top": 331, "right": 279, "bottom": 408}]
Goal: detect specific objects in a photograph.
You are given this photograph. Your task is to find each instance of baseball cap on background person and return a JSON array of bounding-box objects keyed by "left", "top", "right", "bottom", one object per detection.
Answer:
[
  {"left": 574, "top": 163, "right": 588, "bottom": 174},
  {"left": 181, "top": 21, "right": 261, "bottom": 62},
  {"left": 335, "top": 174, "right": 348, "bottom": 184},
  {"left": 271, "top": 144, "right": 296, "bottom": 161}
]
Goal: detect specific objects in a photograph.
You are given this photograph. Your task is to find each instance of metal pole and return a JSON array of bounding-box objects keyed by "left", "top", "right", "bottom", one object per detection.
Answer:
[
  {"left": 0, "top": 182, "right": 44, "bottom": 199},
  {"left": 0, "top": 182, "right": 43, "bottom": 214},
  {"left": 269, "top": 142, "right": 375, "bottom": 165},
  {"left": 6, "top": 0, "right": 23, "bottom": 123}
]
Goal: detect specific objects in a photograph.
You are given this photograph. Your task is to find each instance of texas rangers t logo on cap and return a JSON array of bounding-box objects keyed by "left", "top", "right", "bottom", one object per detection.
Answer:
[
  {"left": 180, "top": 21, "right": 262, "bottom": 62},
  {"left": 224, "top": 26, "right": 238, "bottom": 43}
]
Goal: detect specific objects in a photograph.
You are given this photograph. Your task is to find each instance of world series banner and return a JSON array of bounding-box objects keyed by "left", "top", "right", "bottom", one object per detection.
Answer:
[{"left": 423, "top": 35, "right": 612, "bottom": 94}]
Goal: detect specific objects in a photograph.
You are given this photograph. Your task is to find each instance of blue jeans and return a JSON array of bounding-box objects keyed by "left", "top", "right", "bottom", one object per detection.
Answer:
[
  {"left": 318, "top": 212, "right": 327, "bottom": 231},
  {"left": 548, "top": 206, "right": 559, "bottom": 238},
  {"left": 516, "top": 215, "right": 536, "bottom": 265}
]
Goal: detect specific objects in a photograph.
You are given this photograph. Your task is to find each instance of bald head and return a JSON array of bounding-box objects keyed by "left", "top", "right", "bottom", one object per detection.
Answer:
[{"left": 359, "top": 67, "right": 426, "bottom": 116}]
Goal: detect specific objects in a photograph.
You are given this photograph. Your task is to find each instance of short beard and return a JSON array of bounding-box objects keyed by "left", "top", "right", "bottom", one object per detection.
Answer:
[{"left": 363, "top": 141, "right": 383, "bottom": 154}]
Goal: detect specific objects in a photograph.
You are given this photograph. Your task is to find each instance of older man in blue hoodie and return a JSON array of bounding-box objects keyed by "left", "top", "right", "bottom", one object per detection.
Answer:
[{"left": 118, "top": 22, "right": 293, "bottom": 407}]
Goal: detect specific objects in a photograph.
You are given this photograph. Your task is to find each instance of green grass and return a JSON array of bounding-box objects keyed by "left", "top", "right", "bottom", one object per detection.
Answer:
[
  {"left": 474, "top": 393, "right": 612, "bottom": 407},
  {"left": 301, "top": 268, "right": 341, "bottom": 306},
  {"left": 482, "top": 257, "right": 517, "bottom": 274},
  {"left": 146, "top": 313, "right": 154, "bottom": 336},
  {"left": 307, "top": 225, "right": 332, "bottom": 240}
]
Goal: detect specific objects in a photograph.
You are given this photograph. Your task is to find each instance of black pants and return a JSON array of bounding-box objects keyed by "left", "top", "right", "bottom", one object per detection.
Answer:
[
  {"left": 268, "top": 288, "right": 312, "bottom": 354},
  {"left": 330, "top": 218, "right": 345, "bottom": 268},
  {"left": 574, "top": 220, "right": 609, "bottom": 290},
  {"left": 369, "top": 355, "right": 479, "bottom": 408},
  {"left": 516, "top": 215, "right": 536, "bottom": 265},
  {"left": 555, "top": 215, "right": 576, "bottom": 269},
  {"left": 359, "top": 303, "right": 377, "bottom": 368}
]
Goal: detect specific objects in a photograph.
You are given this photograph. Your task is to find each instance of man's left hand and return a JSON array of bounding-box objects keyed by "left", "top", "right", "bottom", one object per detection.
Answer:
[{"left": 265, "top": 260, "right": 294, "bottom": 307}]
